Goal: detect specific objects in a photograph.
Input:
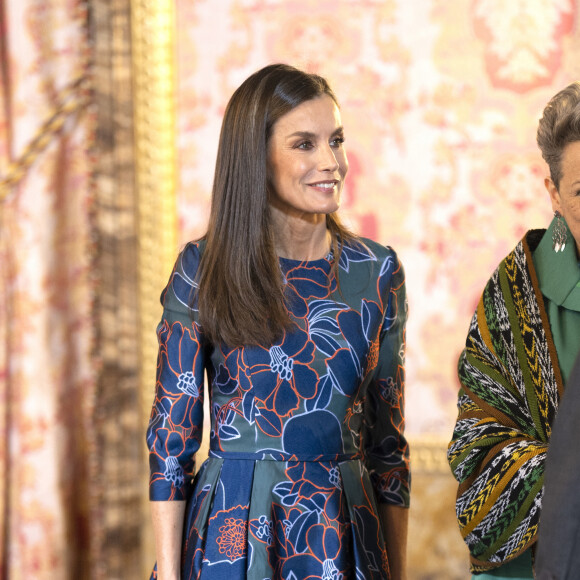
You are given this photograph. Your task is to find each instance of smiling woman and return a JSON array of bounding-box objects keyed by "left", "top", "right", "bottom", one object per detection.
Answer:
[
  {"left": 146, "top": 64, "right": 411, "bottom": 580},
  {"left": 195, "top": 65, "right": 359, "bottom": 350},
  {"left": 267, "top": 94, "right": 348, "bottom": 254}
]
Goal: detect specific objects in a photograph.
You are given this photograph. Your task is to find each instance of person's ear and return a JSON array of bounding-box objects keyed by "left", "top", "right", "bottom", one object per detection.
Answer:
[{"left": 544, "top": 177, "right": 562, "bottom": 214}]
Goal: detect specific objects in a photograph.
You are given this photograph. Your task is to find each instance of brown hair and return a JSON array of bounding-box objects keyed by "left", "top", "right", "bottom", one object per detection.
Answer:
[
  {"left": 196, "top": 64, "right": 358, "bottom": 348},
  {"left": 537, "top": 81, "right": 580, "bottom": 189}
]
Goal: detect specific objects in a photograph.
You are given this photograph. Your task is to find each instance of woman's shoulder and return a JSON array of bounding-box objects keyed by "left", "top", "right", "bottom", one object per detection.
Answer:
[
  {"left": 356, "top": 237, "right": 399, "bottom": 259},
  {"left": 340, "top": 236, "right": 402, "bottom": 270},
  {"left": 160, "top": 240, "right": 206, "bottom": 312},
  {"left": 177, "top": 239, "right": 206, "bottom": 274},
  {"left": 483, "top": 229, "right": 544, "bottom": 289},
  {"left": 338, "top": 237, "right": 405, "bottom": 299}
]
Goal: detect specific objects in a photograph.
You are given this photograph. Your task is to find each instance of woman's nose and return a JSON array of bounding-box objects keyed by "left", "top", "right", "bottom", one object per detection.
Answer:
[{"left": 318, "top": 144, "right": 340, "bottom": 172}]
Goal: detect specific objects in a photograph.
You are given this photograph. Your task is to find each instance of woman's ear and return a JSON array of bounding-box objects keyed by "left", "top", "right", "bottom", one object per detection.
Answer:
[{"left": 544, "top": 176, "right": 562, "bottom": 214}]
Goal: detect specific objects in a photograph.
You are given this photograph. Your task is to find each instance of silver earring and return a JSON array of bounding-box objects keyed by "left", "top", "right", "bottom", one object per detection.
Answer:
[{"left": 552, "top": 210, "right": 567, "bottom": 253}]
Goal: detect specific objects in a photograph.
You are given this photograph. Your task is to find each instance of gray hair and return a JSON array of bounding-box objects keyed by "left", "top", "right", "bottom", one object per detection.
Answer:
[{"left": 537, "top": 81, "right": 580, "bottom": 190}]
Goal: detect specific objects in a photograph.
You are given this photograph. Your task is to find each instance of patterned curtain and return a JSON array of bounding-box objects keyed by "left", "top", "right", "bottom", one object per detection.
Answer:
[
  {"left": 1, "top": 0, "right": 176, "bottom": 576},
  {"left": 0, "top": 1, "right": 96, "bottom": 578}
]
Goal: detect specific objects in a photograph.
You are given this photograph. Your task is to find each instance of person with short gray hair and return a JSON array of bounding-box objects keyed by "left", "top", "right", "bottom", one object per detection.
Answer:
[{"left": 448, "top": 82, "right": 580, "bottom": 579}]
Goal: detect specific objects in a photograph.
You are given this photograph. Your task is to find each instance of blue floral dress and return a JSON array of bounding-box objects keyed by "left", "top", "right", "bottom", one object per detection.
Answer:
[{"left": 147, "top": 237, "right": 410, "bottom": 579}]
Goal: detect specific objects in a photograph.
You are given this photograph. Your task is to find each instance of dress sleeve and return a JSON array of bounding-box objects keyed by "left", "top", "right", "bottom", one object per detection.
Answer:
[
  {"left": 146, "top": 243, "right": 206, "bottom": 501},
  {"left": 362, "top": 251, "right": 410, "bottom": 507}
]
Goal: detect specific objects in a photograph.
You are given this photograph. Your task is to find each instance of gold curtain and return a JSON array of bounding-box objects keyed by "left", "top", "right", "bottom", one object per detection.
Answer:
[
  {"left": 91, "top": 0, "right": 177, "bottom": 577},
  {"left": 131, "top": 0, "right": 178, "bottom": 574}
]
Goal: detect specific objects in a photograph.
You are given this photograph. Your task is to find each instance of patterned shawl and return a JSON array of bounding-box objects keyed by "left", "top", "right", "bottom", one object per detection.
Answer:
[{"left": 448, "top": 230, "right": 565, "bottom": 572}]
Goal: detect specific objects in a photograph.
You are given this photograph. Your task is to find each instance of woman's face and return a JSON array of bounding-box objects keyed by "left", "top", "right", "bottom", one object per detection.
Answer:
[
  {"left": 546, "top": 140, "right": 580, "bottom": 255},
  {"left": 267, "top": 94, "right": 348, "bottom": 222}
]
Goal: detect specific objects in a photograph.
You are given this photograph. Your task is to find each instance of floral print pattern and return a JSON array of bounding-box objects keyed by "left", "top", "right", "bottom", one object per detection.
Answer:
[{"left": 147, "top": 238, "right": 409, "bottom": 578}]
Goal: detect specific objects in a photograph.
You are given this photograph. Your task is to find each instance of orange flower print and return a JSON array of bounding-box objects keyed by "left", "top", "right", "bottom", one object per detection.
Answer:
[
  {"left": 216, "top": 518, "right": 248, "bottom": 561},
  {"left": 367, "top": 337, "right": 380, "bottom": 375}
]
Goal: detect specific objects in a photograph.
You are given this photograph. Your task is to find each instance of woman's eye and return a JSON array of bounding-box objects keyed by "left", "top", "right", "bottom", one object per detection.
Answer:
[
  {"left": 296, "top": 141, "right": 313, "bottom": 150},
  {"left": 331, "top": 136, "right": 345, "bottom": 148}
]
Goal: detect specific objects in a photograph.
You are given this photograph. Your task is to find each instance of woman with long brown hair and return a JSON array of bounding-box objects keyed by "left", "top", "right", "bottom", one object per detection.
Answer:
[{"left": 147, "top": 63, "right": 410, "bottom": 579}]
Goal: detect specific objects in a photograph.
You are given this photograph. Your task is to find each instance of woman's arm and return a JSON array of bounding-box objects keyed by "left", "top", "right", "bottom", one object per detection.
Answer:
[
  {"left": 380, "top": 504, "right": 409, "bottom": 580},
  {"left": 146, "top": 245, "right": 207, "bottom": 577},
  {"left": 151, "top": 500, "right": 186, "bottom": 580},
  {"left": 361, "top": 251, "right": 410, "bottom": 578}
]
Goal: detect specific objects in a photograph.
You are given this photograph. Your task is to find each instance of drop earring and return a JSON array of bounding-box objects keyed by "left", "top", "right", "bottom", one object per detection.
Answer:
[{"left": 552, "top": 210, "right": 567, "bottom": 253}]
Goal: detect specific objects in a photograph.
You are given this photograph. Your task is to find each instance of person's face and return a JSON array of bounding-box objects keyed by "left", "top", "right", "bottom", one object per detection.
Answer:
[
  {"left": 546, "top": 140, "right": 580, "bottom": 255},
  {"left": 267, "top": 94, "right": 348, "bottom": 222}
]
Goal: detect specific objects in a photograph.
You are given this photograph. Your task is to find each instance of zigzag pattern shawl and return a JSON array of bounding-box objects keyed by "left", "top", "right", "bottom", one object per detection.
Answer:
[{"left": 448, "top": 231, "right": 565, "bottom": 573}]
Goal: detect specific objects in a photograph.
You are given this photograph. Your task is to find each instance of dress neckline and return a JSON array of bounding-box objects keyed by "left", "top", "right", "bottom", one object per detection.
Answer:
[{"left": 278, "top": 250, "right": 334, "bottom": 266}]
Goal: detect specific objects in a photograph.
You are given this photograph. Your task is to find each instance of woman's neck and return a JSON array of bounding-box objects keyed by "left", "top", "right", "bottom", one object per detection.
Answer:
[{"left": 271, "top": 211, "right": 331, "bottom": 261}]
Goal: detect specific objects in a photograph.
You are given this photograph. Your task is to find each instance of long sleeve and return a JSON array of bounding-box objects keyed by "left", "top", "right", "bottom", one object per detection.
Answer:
[
  {"left": 363, "top": 252, "right": 410, "bottom": 507},
  {"left": 146, "top": 243, "right": 206, "bottom": 501}
]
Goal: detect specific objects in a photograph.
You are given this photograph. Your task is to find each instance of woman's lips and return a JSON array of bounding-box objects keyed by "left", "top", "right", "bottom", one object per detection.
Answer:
[{"left": 308, "top": 180, "right": 339, "bottom": 192}]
